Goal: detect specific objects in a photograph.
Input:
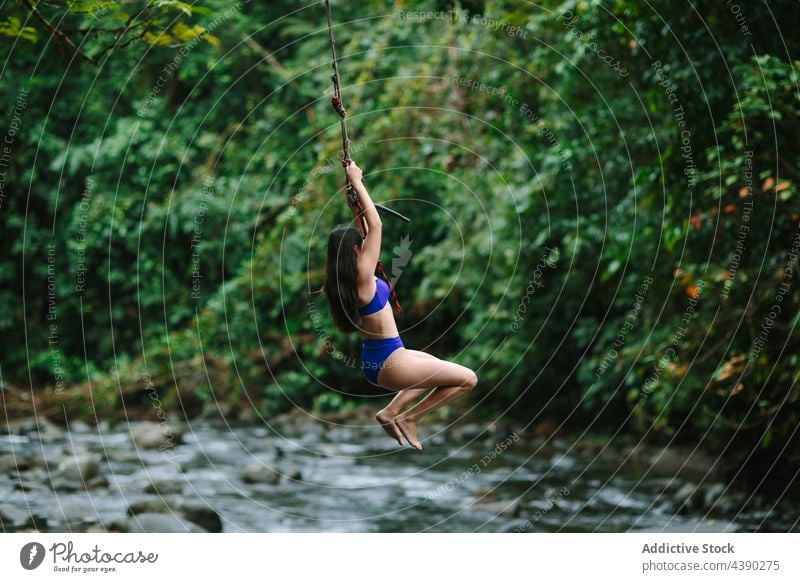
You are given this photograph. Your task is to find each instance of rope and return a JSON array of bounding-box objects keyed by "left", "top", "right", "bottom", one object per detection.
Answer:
[{"left": 325, "top": 0, "right": 401, "bottom": 315}]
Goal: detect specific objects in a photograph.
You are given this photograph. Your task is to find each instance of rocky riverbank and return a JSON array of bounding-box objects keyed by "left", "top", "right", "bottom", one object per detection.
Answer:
[{"left": 0, "top": 407, "right": 796, "bottom": 533}]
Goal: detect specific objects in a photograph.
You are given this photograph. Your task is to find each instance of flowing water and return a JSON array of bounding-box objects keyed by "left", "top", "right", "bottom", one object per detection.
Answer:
[{"left": 1, "top": 415, "right": 796, "bottom": 533}]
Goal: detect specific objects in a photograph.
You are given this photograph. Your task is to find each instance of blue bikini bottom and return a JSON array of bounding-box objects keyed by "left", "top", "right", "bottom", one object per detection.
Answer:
[{"left": 361, "top": 336, "right": 404, "bottom": 386}]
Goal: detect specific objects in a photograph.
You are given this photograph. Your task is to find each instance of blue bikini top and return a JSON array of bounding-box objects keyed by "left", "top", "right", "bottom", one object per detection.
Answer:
[{"left": 358, "top": 276, "right": 390, "bottom": 316}]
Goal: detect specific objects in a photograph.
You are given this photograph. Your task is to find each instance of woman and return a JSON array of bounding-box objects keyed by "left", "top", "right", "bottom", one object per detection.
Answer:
[{"left": 322, "top": 160, "right": 478, "bottom": 451}]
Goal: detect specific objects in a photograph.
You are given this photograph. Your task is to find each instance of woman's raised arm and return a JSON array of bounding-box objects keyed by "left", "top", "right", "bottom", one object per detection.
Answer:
[{"left": 345, "top": 160, "right": 382, "bottom": 276}]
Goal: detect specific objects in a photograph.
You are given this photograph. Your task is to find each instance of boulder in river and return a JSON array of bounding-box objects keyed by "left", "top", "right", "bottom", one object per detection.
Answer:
[
  {"left": 48, "top": 453, "right": 108, "bottom": 491},
  {"left": 129, "top": 421, "right": 184, "bottom": 449},
  {"left": 48, "top": 499, "right": 99, "bottom": 528},
  {"left": 127, "top": 496, "right": 222, "bottom": 533},
  {"left": 144, "top": 479, "right": 184, "bottom": 494},
  {"left": 171, "top": 499, "right": 222, "bottom": 533},
  {"left": 112, "top": 512, "right": 207, "bottom": 533},
  {"left": 14, "top": 480, "right": 51, "bottom": 493},
  {"left": 241, "top": 462, "right": 281, "bottom": 484},
  {"left": 0, "top": 503, "right": 33, "bottom": 530},
  {"left": 2, "top": 417, "right": 64, "bottom": 442},
  {"left": 55, "top": 452, "right": 100, "bottom": 482},
  {"left": 281, "top": 466, "right": 303, "bottom": 482},
  {"left": 451, "top": 422, "right": 484, "bottom": 442},
  {"left": 0, "top": 453, "right": 30, "bottom": 474},
  {"left": 471, "top": 496, "right": 523, "bottom": 517}
]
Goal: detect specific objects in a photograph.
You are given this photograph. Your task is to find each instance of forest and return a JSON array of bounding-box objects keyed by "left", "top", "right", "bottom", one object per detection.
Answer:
[{"left": 1, "top": 0, "right": 799, "bottom": 503}]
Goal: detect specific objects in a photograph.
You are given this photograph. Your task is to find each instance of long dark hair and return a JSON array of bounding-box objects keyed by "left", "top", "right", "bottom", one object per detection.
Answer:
[{"left": 322, "top": 225, "right": 363, "bottom": 333}]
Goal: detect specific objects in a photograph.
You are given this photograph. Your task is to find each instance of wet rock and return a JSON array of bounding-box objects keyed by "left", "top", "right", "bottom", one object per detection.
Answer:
[
  {"left": 649, "top": 477, "right": 684, "bottom": 496},
  {"left": 715, "top": 490, "right": 745, "bottom": 513},
  {"left": 531, "top": 420, "right": 561, "bottom": 438},
  {"left": 130, "top": 421, "right": 184, "bottom": 449},
  {"left": 472, "top": 496, "right": 523, "bottom": 517},
  {"left": 144, "top": 479, "right": 184, "bottom": 494},
  {"left": 0, "top": 503, "right": 32, "bottom": 529},
  {"left": 14, "top": 480, "right": 51, "bottom": 493},
  {"left": 197, "top": 402, "right": 232, "bottom": 425},
  {"left": 704, "top": 482, "right": 727, "bottom": 509},
  {"left": 281, "top": 467, "right": 303, "bottom": 482},
  {"left": 634, "top": 445, "right": 723, "bottom": 481},
  {"left": 452, "top": 423, "right": 483, "bottom": 442},
  {"left": 113, "top": 512, "right": 206, "bottom": 533},
  {"left": 49, "top": 477, "right": 83, "bottom": 492},
  {"left": 635, "top": 519, "right": 736, "bottom": 533},
  {"left": 674, "top": 482, "right": 700, "bottom": 513},
  {"left": 2, "top": 417, "right": 64, "bottom": 443},
  {"left": 126, "top": 497, "right": 221, "bottom": 533},
  {"left": 241, "top": 462, "right": 281, "bottom": 484},
  {"left": 67, "top": 419, "right": 92, "bottom": 433},
  {"left": 323, "top": 426, "right": 356, "bottom": 443},
  {"left": 274, "top": 408, "right": 325, "bottom": 439},
  {"left": 104, "top": 449, "right": 142, "bottom": 463},
  {"left": 483, "top": 420, "right": 522, "bottom": 441},
  {"left": 172, "top": 499, "right": 222, "bottom": 533},
  {"left": 48, "top": 454, "right": 107, "bottom": 492},
  {"left": 51, "top": 500, "right": 99, "bottom": 525},
  {"left": 128, "top": 498, "right": 172, "bottom": 515},
  {"left": 55, "top": 453, "right": 100, "bottom": 482},
  {"left": 0, "top": 453, "right": 36, "bottom": 474},
  {"left": 86, "top": 474, "right": 109, "bottom": 489},
  {"left": 550, "top": 437, "right": 572, "bottom": 451}
]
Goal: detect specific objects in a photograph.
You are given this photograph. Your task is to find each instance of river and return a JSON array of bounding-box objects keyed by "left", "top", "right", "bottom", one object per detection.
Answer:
[{"left": 0, "top": 412, "right": 796, "bottom": 533}]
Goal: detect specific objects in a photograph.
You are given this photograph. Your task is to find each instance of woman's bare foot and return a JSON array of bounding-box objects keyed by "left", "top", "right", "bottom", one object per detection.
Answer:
[
  {"left": 376, "top": 408, "right": 404, "bottom": 446},
  {"left": 394, "top": 414, "right": 422, "bottom": 450}
]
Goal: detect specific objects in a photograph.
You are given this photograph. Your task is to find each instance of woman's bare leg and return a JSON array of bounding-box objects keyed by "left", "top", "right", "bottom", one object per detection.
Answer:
[
  {"left": 376, "top": 388, "right": 427, "bottom": 445},
  {"left": 375, "top": 351, "right": 442, "bottom": 444},
  {"left": 377, "top": 348, "right": 478, "bottom": 450},
  {"left": 394, "top": 386, "right": 471, "bottom": 450}
]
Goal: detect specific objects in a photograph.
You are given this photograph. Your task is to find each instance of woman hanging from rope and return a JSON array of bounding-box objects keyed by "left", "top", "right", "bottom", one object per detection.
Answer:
[{"left": 322, "top": 160, "right": 478, "bottom": 451}]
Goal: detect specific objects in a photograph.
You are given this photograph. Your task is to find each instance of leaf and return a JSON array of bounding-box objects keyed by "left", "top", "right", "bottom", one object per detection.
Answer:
[
  {"left": 0, "top": 17, "right": 38, "bottom": 43},
  {"left": 143, "top": 31, "right": 172, "bottom": 47}
]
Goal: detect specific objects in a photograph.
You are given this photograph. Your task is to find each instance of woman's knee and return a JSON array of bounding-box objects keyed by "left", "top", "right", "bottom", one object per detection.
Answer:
[{"left": 461, "top": 369, "right": 478, "bottom": 391}]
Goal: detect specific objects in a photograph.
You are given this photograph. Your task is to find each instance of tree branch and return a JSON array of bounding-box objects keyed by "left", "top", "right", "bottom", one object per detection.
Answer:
[{"left": 18, "top": 0, "right": 96, "bottom": 64}]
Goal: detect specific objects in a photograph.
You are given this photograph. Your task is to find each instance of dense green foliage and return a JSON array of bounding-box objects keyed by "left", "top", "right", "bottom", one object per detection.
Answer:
[{"left": 2, "top": 1, "right": 798, "bottom": 495}]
